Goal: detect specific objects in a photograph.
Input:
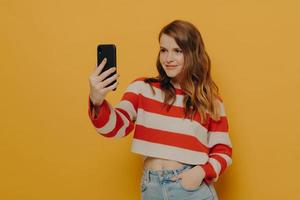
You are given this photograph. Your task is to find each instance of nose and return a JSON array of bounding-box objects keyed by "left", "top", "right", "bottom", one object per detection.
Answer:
[{"left": 166, "top": 52, "right": 174, "bottom": 62}]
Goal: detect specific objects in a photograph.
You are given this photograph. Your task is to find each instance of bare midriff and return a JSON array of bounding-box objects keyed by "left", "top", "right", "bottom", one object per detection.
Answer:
[{"left": 143, "top": 156, "right": 185, "bottom": 170}]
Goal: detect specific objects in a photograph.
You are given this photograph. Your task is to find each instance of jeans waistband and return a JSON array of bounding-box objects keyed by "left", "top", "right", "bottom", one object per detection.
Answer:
[{"left": 142, "top": 164, "right": 195, "bottom": 183}]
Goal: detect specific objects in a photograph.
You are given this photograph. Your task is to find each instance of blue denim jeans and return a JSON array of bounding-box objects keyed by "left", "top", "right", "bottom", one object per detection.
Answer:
[{"left": 140, "top": 164, "right": 218, "bottom": 200}]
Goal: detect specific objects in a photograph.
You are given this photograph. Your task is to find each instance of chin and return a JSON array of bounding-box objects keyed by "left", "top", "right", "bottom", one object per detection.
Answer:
[
  {"left": 164, "top": 70, "right": 178, "bottom": 77},
  {"left": 167, "top": 73, "right": 180, "bottom": 78},
  {"left": 166, "top": 74, "right": 176, "bottom": 78}
]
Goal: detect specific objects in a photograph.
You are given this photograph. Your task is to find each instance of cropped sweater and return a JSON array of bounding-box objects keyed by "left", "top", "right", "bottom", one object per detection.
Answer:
[{"left": 88, "top": 77, "right": 232, "bottom": 183}]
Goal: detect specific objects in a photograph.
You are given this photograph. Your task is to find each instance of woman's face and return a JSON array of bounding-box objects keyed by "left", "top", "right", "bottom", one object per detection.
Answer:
[{"left": 159, "top": 34, "right": 184, "bottom": 82}]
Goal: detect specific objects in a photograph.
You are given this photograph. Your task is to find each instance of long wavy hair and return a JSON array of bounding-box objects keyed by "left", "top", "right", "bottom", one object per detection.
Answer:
[{"left": 144, "top": 20, "right": 221, "bottom": 124}]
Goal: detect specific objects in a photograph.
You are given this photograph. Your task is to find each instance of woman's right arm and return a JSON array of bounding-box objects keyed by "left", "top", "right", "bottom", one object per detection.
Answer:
[
  {"left": 89, "top": 98, "right": 102, "bottom": 119},
  {"left": 88, "top": 58, "right": 141, "bottom": 138},
  {"left": 88, "top": 82, "right": 140, "bottom": 138}
]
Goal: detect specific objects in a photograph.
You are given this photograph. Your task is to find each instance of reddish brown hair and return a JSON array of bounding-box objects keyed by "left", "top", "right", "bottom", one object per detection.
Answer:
[{"left": 145, "top": 20, "right": 221, "bottom": 124}]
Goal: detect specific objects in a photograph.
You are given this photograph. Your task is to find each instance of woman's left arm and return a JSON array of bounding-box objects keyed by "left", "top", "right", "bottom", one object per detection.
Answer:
[
  {"left": 171, "top": 99, "right": 232, "bottom": 186},
  {"left": 200, "top": 99, "right": 233, "bottom": 183}
]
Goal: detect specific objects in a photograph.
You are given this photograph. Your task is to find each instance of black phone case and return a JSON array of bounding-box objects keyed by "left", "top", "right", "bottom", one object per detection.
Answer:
[{"left": 97, "top": 44, "right": 117, "bottom": 90}]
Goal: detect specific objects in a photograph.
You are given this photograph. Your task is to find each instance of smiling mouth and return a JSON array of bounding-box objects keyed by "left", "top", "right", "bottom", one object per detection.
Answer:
[{"left": 166, "top": 65, "right": 177, "bottom": 68}]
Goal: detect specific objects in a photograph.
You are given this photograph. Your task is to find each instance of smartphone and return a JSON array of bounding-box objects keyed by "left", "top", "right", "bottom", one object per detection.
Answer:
[{"left": 97, "top": 44, "right": 117, "bottom": 90}]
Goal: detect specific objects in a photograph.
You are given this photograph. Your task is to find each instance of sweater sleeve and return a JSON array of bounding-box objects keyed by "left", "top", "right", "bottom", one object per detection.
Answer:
[
  {"left": 200, "top": 99, "right": 233, "bottom": 183},
  {"left": 88, "top": 79, "right": 141, "bottom": 138}
]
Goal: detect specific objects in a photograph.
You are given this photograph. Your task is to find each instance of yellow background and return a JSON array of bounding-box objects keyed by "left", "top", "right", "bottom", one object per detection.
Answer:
[{"left": 1, "top": 0, "right": 300, "bottom": 199}]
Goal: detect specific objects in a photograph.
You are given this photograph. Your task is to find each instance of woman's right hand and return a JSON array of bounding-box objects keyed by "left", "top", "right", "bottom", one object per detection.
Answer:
[{"left": 89, "top": 58, "right": 119, "bottom": 106}]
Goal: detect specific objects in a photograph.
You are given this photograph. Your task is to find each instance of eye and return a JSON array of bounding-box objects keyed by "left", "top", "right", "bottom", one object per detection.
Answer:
[
  {"left": 175, "top": 49, "right": 182, "bottom": 53},
  {"left": 160, "top": 49, "right": 167, "bottom": 52}
]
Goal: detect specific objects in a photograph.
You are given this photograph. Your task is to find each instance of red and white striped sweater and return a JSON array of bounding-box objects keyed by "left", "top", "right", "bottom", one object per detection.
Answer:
[{"left": 88, "top": 77, "right": 232, "bottom": 183}]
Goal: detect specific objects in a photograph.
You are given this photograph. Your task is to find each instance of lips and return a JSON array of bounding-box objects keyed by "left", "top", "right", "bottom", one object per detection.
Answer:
[{"left": 166, "top": 65, "right": 177, "bottom": 68}]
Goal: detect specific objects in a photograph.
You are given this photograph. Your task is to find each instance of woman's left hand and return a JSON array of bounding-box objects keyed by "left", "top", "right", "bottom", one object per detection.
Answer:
[{"left": 170, "top": 166, "right": 206, "bottom": 190}]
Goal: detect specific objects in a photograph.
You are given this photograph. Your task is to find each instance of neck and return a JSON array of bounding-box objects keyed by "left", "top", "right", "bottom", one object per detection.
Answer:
[{"left": 170, "top": 79, "right": 181, "bottom": 89}]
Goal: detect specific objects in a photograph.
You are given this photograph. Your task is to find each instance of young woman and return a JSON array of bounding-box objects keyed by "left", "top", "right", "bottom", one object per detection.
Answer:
[{"left": 88, "top": 20, "right": 232, "bottom": 200}]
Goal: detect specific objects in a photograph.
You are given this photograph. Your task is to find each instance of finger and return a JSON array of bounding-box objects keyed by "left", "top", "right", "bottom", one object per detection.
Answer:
[
  {"left": 170, "top": 175, "right": 181, "bottom": 181},
  {"left": 92, "top": 58, "right": 107, "bottom": 76},
  {"left": 97, "top": 67, "right": 117, "bottom": 82},
  {"left": 101, "top": 80, "right": 118, "bottom": 93},
  {"left": 101, "top": 73, "right": 119, "bottom": 87}
]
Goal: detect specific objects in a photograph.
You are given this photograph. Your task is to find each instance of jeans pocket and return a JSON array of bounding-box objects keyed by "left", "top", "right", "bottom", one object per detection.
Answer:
[
  {"left": 178, "top": 178, "right": 201, "bottom": 192},
  {"left": 199, "top": 182, "right": 215, "bottom": 199}
]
